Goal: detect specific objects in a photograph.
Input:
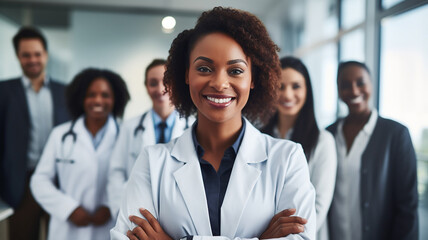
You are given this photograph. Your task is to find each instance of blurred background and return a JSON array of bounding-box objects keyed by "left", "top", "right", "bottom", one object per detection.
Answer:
[{"left": 0, "top": 0, "right": 427, "bottom": 238}]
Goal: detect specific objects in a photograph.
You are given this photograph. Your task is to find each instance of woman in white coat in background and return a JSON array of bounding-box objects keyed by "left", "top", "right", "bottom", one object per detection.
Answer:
[
  {"left": 30, "top": 68, "right": 130, "bottom": 240},
  {"left": 261, "top": 57, "right": 337, "bottom": 240},
  {"left": 107, "top": 59, "right": 194, "bottom": 219},
  {"left": 112, "top": 7, "right": 316, "bottom": 240}
]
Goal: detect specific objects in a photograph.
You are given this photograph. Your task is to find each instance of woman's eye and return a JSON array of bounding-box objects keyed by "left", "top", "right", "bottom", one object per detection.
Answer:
[
  {"left": 340, "top": 82, "right": 351, "bottom": 90},
  {"left": 357, "top": 79, "right": 365, "bottom": 87},
  {"left": 292, "top": 83, "right": 301, "bottom": 89},
  {"left": 279, "top": 83, "right": 286, "bottom": 91},
  {"left": 197, "top": 66, "right": 212, "bottom": 73},
  {"left": 229, "top": 68, "right": 243, "bottom": 75},
  {"left": 102, "top": 92, "right": 111, "bottom": 98}
]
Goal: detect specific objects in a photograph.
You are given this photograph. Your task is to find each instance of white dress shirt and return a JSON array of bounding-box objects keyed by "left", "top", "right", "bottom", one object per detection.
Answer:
[
  {"left": 329, "top": 110, "right": 378, "bottom": 240},
  {"left": 21, "top": 75, "right": 53, "bottom": 170}
]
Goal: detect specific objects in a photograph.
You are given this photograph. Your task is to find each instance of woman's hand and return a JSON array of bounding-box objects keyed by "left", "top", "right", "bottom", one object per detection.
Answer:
[
  {"left": 92, "top": 206, "right": 111, "bottom": 226},
  {"left": 69, "top": 206, "right": 92, "bottom": 226},
  {"left": 259, "top": 208, "right": 307, "bottom": 239},
  {"left": 127, "top": 208, "right": 172, "bottom": 240}
]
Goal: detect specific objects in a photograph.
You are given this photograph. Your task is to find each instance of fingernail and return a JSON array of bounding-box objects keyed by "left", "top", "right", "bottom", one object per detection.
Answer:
[{"left": 139, "top": 207, "right": 146, "bottom": 212}]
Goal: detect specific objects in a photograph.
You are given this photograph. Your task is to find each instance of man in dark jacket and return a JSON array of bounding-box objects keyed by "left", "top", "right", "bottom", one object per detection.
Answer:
[{"left": 0, "top": 26, "right": 69, "bottom": 240}]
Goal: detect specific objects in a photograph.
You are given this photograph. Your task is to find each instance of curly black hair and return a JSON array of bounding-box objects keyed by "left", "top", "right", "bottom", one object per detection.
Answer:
[
  {"left": 66, "top": 68, "right": 130, "bottom": 120},
  {"left": 164, "top": 7, "right": 281, "bottom": 124}
]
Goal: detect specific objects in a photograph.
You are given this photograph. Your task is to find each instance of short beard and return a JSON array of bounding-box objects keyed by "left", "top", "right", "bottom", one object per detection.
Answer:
[{"left": 23, "top": 69, "right": 43, "bottom": 79}]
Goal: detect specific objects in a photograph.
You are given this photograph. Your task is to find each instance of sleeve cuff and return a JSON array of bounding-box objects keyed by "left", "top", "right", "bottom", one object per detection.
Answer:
[{"left": 179, "top": 236, "right": 193, "bottom": 240}]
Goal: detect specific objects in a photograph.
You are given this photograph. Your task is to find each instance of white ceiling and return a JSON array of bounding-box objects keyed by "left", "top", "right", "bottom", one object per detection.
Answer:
[{"left": 3, "top": 0, "right": 284, "bottom": 18}]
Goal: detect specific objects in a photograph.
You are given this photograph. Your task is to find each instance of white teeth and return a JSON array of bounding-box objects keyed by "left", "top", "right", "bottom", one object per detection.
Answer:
[
  {"left": 281, "top": 102, "right": 295, "bottom": 107},
  {"left": 92, "top": 106, "right": 103, "bottom": 112},
  {"left": 350, "top": 96, "right": 363, "bottom": 104},
  {"left": 206, "top": 96, "right": 232, "bottom": 104}
]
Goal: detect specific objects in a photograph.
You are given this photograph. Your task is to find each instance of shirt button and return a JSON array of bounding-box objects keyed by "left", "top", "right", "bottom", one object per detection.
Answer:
[
  {"left": 364, "top": 202, "right": 370, "bottom": 208},
  {"left": 362, "top": 168, "right": 368, "bottom": 174},
  {"left": 365, "top": 225, "right": 370, "bottom": 231}
]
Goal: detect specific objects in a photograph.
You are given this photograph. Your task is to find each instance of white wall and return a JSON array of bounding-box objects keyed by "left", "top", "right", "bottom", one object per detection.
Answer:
[
  {"left": 70, "top": 10, "right": 197, "bottom": 119},
  {"left": 0, "top": 15, "right": 21, "bottom": 80}
]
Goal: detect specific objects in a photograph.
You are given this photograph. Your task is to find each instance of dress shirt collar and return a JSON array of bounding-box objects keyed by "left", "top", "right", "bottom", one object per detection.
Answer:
[
  {"left": 338, "top": 109, "right": 378, "bottom": 136},
  {"left": 152, "top": 109, "right": 176, "bottom": 127},
  {"left": 361, "top": 109, "right": 378, "bottom": 135},
  {"left": 191, "top": 118, "right": 246, "bottom": 158},
  {"left": 21, "top": 75, "right": 49, "bottom": 89}
]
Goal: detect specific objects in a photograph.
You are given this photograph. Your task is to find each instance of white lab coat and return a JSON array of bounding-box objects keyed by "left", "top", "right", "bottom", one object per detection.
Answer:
[
  {"left": 107, "top": 110, "right": 195, "bottom": 217},
  {"left": 111, "top": 119, "right": 316, "bottom": 240},
  {"left": 30, "top": 116, "right": 117, "bottom": 240}
]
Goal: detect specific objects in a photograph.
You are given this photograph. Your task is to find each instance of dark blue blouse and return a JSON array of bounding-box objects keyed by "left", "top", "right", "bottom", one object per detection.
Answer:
[{"left": 191, "top": 119, "right": 246, "bottom": 236}]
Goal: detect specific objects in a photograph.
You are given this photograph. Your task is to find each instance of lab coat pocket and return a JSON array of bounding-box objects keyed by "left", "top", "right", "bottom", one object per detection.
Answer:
[{"left": 54, "top": 153, "right": 86, "bottom": 191}]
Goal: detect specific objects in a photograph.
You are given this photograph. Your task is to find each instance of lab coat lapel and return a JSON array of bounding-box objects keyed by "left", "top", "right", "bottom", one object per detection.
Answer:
[
  {"left": 171, "top": 114, "right": 186, "bottom": 139},
  {"left": 74, "top": 116, "right": 96, "bottom": 154},
  {"left": 221, "top": 120, "right": 267, "bottom": 237},
  {"left": 171, "top": 129, "right": 212, "bottom": 236},
  {"left": 142, "top": 111, "right": 156, "bottom": 146},
  {"left": 95, "top": 116, "right": 117, "bottom": 154}
]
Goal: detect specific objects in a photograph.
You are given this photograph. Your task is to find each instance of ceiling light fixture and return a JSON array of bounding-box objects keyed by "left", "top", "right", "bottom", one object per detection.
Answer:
[{"left": 162, "top": 16, "right": 176, "bottom": 33}]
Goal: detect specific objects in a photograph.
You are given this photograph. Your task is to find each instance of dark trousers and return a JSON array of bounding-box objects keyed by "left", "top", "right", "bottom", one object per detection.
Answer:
[{"left": 8, "top": 172, "right": 46, "bottom": 240}]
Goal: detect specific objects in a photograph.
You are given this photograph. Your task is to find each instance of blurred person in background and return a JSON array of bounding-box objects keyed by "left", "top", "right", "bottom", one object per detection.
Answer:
[
  {"left": 0, "top": 26, "right": 69, "bottom": 240},
  {"left": 107, "top": 59, "right": 194, "bottom": 220},
  {"left": 261, "top": 56, "right": 337, "bottom": 240},
  {"left": 30, "top": 68, "right": 130, "bottom": 240},
  {"left": 327, "top": 61, "right": 418, "bottom": 240}
]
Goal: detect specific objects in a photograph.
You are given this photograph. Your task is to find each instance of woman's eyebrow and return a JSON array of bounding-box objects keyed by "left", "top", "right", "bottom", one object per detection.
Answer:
[
  {"left": 193, "top": 56, "right": 213, "bottom": 63},
  {"left": 193, "top": 57, "right": 247, "bottom": 66},
  {"left": 227, "top": 59, "right": 247, "bottom": 66}
]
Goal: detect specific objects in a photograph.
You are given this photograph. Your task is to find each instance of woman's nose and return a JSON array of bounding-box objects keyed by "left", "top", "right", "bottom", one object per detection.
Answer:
[
  {"left": 281, "top": 86, "right": 293, "bottom": 100},
  {"left": 157, "top": 82, "right": 166, "bottom": 94},
  {"left": 350, "top": 83, "right": 360, "bottom": 96},
  {"left": 94, "top": 94, "right": 103, "bottom": 103},
  {"left": 209, "top": 72, "right": 230, "bottom": 91}
]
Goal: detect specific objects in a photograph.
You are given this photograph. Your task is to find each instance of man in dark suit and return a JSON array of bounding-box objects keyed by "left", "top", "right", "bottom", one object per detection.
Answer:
[{"left": 0, "top": 27, "right": 69, "bottom": 240}]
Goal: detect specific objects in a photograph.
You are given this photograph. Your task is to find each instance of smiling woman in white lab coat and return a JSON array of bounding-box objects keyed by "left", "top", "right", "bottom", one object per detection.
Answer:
[
  {"left": 107, "top": 59, "right": 194, "bottom": 219},
  {"left": 30, "top": 68, "right": 130, "bottom": 240},
  {"left": 112, "top": 7, "right": 316, "bottom": 240}
]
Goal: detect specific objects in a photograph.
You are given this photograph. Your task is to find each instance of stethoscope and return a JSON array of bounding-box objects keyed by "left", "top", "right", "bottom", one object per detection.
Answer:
[
  {"left": 130, "top": 111, "right": 190, "bottom": 159},
  {"left": 56, "top": 118, "right": 119, "bottom": 164}
]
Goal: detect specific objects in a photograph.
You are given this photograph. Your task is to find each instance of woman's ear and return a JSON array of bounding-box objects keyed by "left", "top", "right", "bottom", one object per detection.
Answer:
[{"left": 250, "top": 79, "right": 255, "bottom": 89}]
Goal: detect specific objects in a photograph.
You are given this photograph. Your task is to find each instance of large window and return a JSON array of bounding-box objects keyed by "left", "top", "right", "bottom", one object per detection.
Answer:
[
  {"left": 341, "top": 0, "right": 365, "bottom": 28},
  {"left": 339, "top": 28, "right": 365, "bottom": 62},
  {"left": 382, "top": 0, "right": 406, "bottom": 9},
  {"left": 379, "top": 4, "right": 428, "bottom": 239},
  {"left": 303, "top": 43, "right": 338, "bottom": 128}
]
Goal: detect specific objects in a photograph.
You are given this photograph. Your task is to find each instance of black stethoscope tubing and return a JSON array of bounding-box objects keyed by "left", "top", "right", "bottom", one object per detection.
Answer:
[
  {"left": 58, "top": 118, "right": 119, "bottom": 163},
  {"left": 133, "top": 111, "right": 189, "bottom": 137}
]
